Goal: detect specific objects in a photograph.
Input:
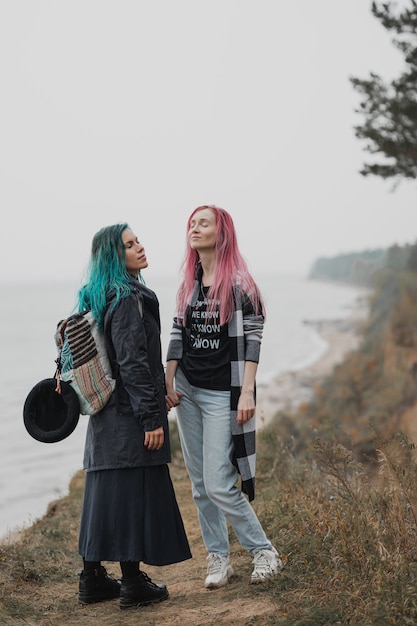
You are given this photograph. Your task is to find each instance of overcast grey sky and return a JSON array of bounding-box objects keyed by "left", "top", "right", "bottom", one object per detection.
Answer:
[{"left": 1, "top": 1, "right": 415, "bottom": 285}]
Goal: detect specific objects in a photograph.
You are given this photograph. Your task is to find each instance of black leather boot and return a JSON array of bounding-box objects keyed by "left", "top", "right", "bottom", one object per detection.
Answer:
[
  {"left": 78, "top": 565, "right": 121, "bottom": 604},
  {"left": 120, "top": 571, "right": 169, "bottom": 609}
]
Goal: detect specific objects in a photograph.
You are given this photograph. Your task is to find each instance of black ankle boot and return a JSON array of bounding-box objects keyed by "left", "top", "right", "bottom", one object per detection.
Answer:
[
  {"left": 78, "top": 565, "right": 121, "bottom": 604},
  {"left": 120, "top": 571, "right": 169, "bottom": 609}
]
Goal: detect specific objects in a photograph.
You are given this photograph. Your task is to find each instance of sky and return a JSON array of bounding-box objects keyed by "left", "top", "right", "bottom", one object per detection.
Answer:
[{"left": 0, "top": 0, "right": 415, "bottom": 285}]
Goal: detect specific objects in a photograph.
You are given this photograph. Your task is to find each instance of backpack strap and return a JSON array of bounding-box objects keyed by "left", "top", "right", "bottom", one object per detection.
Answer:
[{"left": 54, "top": 318, "right": 69, "bottom": 395}]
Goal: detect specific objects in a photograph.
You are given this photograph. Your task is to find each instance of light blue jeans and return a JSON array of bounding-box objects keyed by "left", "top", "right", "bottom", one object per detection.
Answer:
[{"left": 175, "top": 368, "right": 273, "bottom": 556}]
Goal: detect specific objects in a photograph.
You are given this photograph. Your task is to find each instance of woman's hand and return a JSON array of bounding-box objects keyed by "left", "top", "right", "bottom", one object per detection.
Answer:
[
  {"left": 236, "top": 390, "right": 255, "bottom": 424},
  {"left": 165, "top": 360, "right": 182, "bottom": 412},
  {"left": 144, "top": 426, "right": 164, "bottom": 450},
  {"left": 165, "top": 389, "right": 183, "bottom": 412}
]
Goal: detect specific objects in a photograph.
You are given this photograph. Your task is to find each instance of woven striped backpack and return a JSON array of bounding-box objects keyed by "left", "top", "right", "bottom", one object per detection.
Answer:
[{"left": 54, "top": 311, "right": 115, "bottom": 416}]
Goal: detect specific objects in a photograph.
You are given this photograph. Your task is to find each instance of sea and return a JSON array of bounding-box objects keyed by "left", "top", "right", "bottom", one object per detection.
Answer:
[{"left": 0, "top": 274, "right": 366, "bottom": 540}]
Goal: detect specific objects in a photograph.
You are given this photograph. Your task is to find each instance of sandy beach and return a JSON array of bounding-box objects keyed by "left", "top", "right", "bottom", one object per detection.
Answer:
[{"left": 256, "top": 294, "right": 369, "bottom": 430}]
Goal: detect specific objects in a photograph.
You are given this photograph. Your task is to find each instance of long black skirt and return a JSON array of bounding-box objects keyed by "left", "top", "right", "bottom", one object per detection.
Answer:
[{"left": 78, "top": 464, "right": 192, "bottom": 566}]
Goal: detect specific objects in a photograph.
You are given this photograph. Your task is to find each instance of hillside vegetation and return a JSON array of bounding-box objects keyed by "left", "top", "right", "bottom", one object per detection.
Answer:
[
  {"left": 300, "top": 241, "right": 417, "bottom": 460},
  {"left": 2, "top": 242, "right": 417, "bottom": 624}
]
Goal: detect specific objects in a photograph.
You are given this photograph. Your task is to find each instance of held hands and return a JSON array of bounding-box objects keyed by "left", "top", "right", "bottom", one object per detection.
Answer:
[
  {"left": 165, "top": 389, "right": 183, "bottom": 412},
  {"left": 144, "top": 426, "right": 164, "bottom": 450},
  {"left": 237, "top": 390, "right": 255, "bottom": 425}
]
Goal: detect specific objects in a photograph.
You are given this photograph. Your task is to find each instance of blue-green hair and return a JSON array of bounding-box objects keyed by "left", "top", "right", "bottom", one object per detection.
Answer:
[{"left": 77, "top": 223, "right": 142, "bottom": 329}]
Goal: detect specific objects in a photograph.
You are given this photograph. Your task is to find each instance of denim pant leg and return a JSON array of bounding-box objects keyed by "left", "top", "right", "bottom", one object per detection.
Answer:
[
  {"left": 175, "top": 369, "right": 273, "bottom": 555},
  {"left": 175, "top": 370, "right": 229, "bottom": 554}
]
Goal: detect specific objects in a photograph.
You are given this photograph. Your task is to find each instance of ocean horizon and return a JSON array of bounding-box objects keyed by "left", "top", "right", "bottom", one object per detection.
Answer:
[{"left": 0, "top": 273, "right": 365, "bottom": 539}]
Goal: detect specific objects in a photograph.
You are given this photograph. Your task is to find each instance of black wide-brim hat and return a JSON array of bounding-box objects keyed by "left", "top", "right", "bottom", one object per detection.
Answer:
[{"left": 23, "top": 378, "right": 80, "bottom": 443}]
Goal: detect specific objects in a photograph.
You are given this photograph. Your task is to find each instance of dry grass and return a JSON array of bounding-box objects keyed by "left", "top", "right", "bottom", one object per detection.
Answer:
[
  {"left": 3, "top": 424, "right": 417, "bottom": 624},
  {"left": 256, "top": 427, "right": 417, "bottom": 625}
]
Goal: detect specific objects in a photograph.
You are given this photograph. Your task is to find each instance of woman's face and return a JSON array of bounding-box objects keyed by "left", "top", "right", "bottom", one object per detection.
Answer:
[
  {"left": 188, "top": 207, "right": 217, "bottom": 253},
  {"left": 121, "top": 229, "right": 148, "bottom": 276}
]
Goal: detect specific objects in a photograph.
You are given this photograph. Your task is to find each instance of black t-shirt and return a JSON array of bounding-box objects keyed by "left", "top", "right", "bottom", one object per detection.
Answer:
[{"left": 179, "top": 286, "right": 230, "bottom": 390}]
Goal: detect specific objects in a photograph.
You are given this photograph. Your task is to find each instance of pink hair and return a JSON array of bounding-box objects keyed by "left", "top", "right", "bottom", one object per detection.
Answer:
[{"left": 176, "top": 205, "right": 265, "bottom": 325}]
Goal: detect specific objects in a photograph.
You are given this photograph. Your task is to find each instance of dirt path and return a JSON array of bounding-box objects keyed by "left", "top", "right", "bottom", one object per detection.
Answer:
[
  {"left": 1, "top": 463, "right": 282, "bottom": 626},
  {"left": 72, "top": 463, "right": 282, "bottom": 625}
]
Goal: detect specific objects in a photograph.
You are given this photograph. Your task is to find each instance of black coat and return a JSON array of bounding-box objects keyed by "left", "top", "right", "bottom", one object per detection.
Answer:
[{"left": 82, "top": 282, "right": 171, "bottom": 470}]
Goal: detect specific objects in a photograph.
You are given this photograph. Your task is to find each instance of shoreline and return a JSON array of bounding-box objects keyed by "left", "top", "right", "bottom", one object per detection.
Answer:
[{"left": 256, "top": 294, "right": 369, "bottom": 430}]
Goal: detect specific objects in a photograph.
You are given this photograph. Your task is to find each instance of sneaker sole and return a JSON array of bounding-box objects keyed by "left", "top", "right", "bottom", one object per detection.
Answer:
[{"left": 120, "top": 590, "right": 169, "bottom": 609}]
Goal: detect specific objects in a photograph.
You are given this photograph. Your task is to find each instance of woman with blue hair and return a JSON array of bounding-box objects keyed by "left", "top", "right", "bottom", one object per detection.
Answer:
[{"left": 76, "top": 223, "right": 191, "bottom": 610}]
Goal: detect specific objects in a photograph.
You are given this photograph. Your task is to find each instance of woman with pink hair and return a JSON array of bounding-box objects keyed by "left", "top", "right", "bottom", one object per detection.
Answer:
[{"left": 166, "top": 205, "right": 282, "bottom": 588}]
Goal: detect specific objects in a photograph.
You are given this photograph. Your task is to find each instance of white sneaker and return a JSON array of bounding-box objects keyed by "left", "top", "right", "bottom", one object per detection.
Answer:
[
  {"left": 250, "top": 547, "right": 283, "bottom": 584},
  {"left": 205, "top": 553, "right": 234, "bottom": 589}
]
